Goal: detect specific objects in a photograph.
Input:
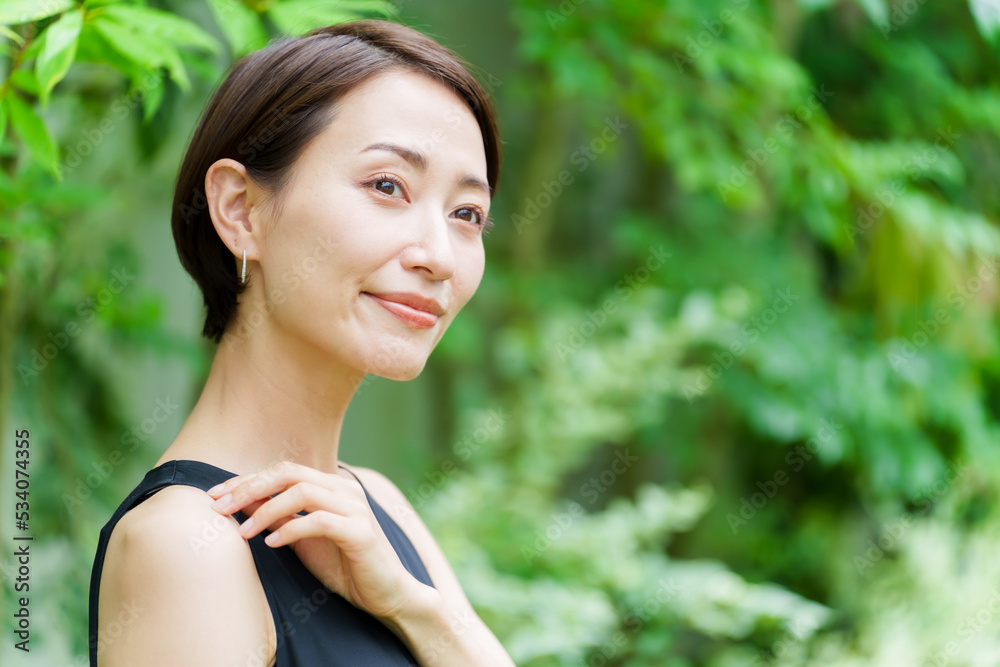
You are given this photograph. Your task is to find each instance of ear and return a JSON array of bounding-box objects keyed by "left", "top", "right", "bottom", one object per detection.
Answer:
[{"left": 204, "top": 158, "right": 264, "bottom": 266}]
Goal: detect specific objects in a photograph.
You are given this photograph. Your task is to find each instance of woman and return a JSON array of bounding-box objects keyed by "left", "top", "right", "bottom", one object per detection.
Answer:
[{"left": 88, "top": 19, "right": 514, "bottom": 666}]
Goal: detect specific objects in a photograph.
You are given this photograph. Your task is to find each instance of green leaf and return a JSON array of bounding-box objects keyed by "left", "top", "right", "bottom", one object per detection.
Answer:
[
  {"left": 10, "top": 67, "right": 39, "bottom": 95},
  {"left": 98, "top": 4, "right": 220, "bottom": 54},
  {"left": 20, "top": 29, "right": 43, "bottom": 59},
  {"left": 5, "top": 94, "right": 60, "bottom": 180},
  {"left": 970, "top": 0, "right": 1000, "bottom": 42},
  {"left": 0, "top": 0, "right": 75, "bottom": 25},
  {"left": 795, "top": 0, "right": 836, "bottom": 10},
  {"left": 36, "top": 8, "right": 83, "bottom": 107},
  {"left": 0, "top": 24, "right": 24, "bottom": 45},
  {"left": 91, "top": 14, "right": 189, "bottom": 92},
  {"left": 855, "top": 0, "right": 889, "bottom": 25},
  {"left": 75, "top": 22, "right": 146, "bottom": 80},
  {"left": 140, "top": 70, "right": 165, "bottom": 123},
  {"left": 207, "top": 0, "right": 268, "bottom": 58},
  {"left": 159, "top": 42, "right": 190, "bottom": 92},
  {"left": 0, "top": 94, "right": 7, "bottom": 139},
  {"left": 341, "top": 0, "right": 398, "bottom": 17},
  {"left": 266, "top": 0, "right": 395, "bottom": 35},
  {"left": 267, "top": 2, "right": 356, "bottom": 35},
  {"left": 89, "top": 13, "right": 166, "bottom": 67}
]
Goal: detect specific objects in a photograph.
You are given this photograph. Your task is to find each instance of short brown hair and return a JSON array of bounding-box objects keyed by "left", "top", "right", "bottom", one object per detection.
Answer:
[{"left": 171, "top": 19, "right": 502, "bottom": 343}]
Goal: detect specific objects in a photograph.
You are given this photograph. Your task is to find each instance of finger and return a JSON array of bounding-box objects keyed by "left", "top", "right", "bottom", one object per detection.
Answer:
[
  {"left": 261, "top": 514, "right": 297, "bottom": 535},
  {"left": 205, "top": 475, "right": 252, "bottom": 513},
  {"left": 209, "top": 481, "right": 263, "bottom": 517},
  {"left": 238, "top": 483, "right": 370, "bottom": 540},
  {"left": 263, "top": 511, "right": 370, "bottom": 551},
  {"left": 212, "top": 461, "right": 364, "bottom": 516},
  {"left": 206, "top": 477, "right": 240, "bottom": 498},
  {"left": 240, "top": 497, "right": 267, "bottom": 518},
  {"left": 242, "top": 499, "right": 297, "bottom": 538},
  {"left": 206, "top": 461, "right": 308, "bottom": 501}
]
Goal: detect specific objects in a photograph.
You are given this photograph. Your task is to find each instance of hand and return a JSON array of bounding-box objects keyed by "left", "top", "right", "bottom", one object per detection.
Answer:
[{"left": 205, "top": 460, "right": 430, "bottom": 621}]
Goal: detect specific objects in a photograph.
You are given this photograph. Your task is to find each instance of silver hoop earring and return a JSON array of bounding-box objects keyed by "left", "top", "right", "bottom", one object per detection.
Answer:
[{"left": 241, "top": 249, "right": 247, "bottom": 285}]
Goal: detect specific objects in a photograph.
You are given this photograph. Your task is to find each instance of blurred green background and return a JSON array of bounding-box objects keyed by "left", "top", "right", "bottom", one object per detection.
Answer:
[{"left": 2, "top": 0, "right": 1000, "bottom": 664}]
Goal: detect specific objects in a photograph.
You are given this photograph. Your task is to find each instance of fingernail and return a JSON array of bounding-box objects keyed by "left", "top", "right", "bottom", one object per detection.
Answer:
[
  {"left": 206, "top": 483, "right": 224, "bottom": 495},
  {"left": 211, "top": 493, "right": 232, "bottom": 511},
  {"left": 239, "top": 516, "right": 255, "bottom": 535}
]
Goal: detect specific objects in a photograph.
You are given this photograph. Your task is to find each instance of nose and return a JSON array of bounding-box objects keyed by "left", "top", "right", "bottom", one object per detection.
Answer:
[{"left": 400, "top": 204, "right": 456, "bottom": 281}]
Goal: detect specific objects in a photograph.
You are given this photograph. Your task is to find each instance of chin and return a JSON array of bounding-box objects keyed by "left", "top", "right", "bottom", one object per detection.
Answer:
[
  {"left": 373, "top": 366, "right": 426, "bottom": 382},
  {"left": 365, "top": 355, "right": 428, "bottom": 382}
]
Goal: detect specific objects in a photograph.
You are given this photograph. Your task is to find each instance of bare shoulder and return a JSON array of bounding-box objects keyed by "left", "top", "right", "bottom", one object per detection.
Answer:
[
  {"left": 341, "top": 463, "right": 478, "bottom": 616},
  {"left": 340, "top": 463, "right": 422, "bottom": 527},
  {"left": 97, "top": 484, "right": 275, "bottom": 667}
]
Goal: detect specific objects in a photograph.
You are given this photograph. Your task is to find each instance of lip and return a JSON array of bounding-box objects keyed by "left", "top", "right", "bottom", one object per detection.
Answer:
[{"left": 363, "top": 291, "right": 445, "bottom": 329}]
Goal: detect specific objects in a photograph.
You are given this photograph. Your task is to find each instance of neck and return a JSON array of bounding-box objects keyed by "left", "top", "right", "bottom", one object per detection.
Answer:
[{"left": 162, "top": 322, "right": 368, "bottom": 477}]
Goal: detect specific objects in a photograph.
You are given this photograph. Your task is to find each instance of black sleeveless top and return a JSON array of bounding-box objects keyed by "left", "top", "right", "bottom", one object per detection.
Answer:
[{"left": 88, "top": 459, "right": 435, "bottom": 666}]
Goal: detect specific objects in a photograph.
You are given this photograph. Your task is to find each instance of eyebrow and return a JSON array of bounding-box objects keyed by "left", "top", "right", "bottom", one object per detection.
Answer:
[{"left": 360, "top": 142, "right": 492, "bottom": 197}]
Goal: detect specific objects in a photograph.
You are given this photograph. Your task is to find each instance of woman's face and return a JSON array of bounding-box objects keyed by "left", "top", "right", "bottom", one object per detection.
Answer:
[{"left": 236, "top": 68, "right": 491, "bottom": 381}]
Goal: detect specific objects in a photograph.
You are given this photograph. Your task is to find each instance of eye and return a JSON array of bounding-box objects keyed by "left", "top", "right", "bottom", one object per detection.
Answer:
[
  {"left": 454, "top": 207, "right": 481, "bottom": 224},
  {"left": 366, "top": 174, "right": 406, "bottom": 199},
  {"left": 374, "top": 180, "right": 400, "bottom": 196},
  {"left": 454, "top": 206, "right": 493, "bottom": 233}
]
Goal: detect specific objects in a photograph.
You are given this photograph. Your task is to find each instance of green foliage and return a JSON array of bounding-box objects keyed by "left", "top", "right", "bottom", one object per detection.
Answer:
[
  {"left": 0, "top": 0, "right": 398, "bottom": 660},
  {"left": 35, "top": 8, "right": 82, "bottom": 106},
  {"left": 4, "top": 92, "right": 58, "bottom": 175},
  {"left": 418, "top": 0, "right": 1000, "bottom": 663},
  {"left": 4, "top": 0, "right": 1000, "bottom": 664},
  {"left": 0, "top": 0, "right": 75, "bottom": 25}
]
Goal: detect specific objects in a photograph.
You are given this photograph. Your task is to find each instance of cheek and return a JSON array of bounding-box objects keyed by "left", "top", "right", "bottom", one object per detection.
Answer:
[
  {"left": 267, "top": 199, "right": 374, "bottom": 285},
  {"left": 455, "top": 243, "right": 486, "bottom": 305}
]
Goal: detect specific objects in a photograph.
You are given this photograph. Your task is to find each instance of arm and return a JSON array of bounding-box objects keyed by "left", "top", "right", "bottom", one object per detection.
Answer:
[
  {"left": 97, "top": 485, "right": 274, "bottom": 667},
  {"left": 349, "top": 466, "right": 516, "bottom": 666},
  {"left": 381, "top": 585, "right": 515, "bottom": 666}
]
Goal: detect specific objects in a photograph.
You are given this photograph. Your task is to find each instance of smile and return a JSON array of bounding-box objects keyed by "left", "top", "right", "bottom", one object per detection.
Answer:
[{"left": 363, "top": 292, "right": 439, "bottom": 329}]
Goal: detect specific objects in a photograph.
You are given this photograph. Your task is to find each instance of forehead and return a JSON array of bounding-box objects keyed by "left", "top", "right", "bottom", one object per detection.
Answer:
[{"left": 313, "top": 69, "right": 487, "bottom": 173}]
